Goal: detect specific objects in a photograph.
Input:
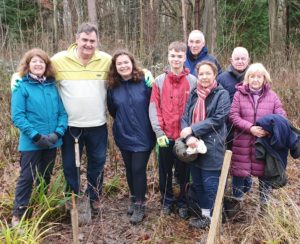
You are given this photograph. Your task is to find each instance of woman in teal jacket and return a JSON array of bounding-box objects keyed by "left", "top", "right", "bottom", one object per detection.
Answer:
[{"left": 11, "top": 48, "right": 68, "bottom": 226}]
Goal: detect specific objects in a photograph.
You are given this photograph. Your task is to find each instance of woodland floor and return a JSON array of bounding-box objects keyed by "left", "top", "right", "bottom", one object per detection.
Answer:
[{"left": 1, "top": 152, "right": 300, "bottom": 244}]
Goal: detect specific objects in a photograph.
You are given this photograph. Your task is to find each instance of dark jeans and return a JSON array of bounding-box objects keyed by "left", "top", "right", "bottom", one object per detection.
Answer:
[
  {"left": 158, "top": 140, "right": 189, "bottom": 208},
  {"left": 120, "top": 150, "right": 151, "bottom": 203},
  {"left": 61, "top": 125, "right": 107, "bottom": 201},
  {"left": 190, "top": 166, "right": 221, "bottom": 210},
  {"left": 232, "top": 175, "right": 253, "bottom": 199},
  {"left": 232, "top": 175, "right": 272, "bottom": 203},
  {"left": 13, "top": 149, "right": 56, "bottom": 217}
]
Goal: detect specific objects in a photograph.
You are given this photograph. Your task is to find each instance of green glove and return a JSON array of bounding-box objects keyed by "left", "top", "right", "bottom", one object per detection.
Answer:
[
  {"left": 143, "top": 69, "right": 155, "bottom": 88},
  {"left": 157, "top": 135, "right": 169, "bottom": 147}
]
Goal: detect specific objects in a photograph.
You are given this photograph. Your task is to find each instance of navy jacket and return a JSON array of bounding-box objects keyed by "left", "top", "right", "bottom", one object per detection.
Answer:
[
  {"left": 107, "top": 78, "right": 155, "bottom": 152},
  {"left": 217, "top": 65, "right": 248, "bottom": 103},
  {"left": 185, "top": 47, "right": 222, "bottom": 77},
  {"left": 181, "top": 84, "right": 230, "bottom": 170}
]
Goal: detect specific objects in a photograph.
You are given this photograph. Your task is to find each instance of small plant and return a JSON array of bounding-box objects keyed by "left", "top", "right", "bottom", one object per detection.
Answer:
[{"left": 0, "top": 208, "right": 59, "bottom": 243}]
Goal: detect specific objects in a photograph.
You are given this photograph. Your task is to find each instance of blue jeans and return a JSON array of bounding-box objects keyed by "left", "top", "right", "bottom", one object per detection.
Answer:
[
  {"left": 232, "top": 176, "right": 271, "bottom": 203},
  {"left": 232, "top": 176, "right": 253, "bottom": 199},
  {"left": 13, "top": 149, "right": 56, "bottom": 217},
  {"left": 61, "top": 125, "right": 107, "bottom": 201},
  {"left": 158, "top": 140, "right": 189, "bottom": 208},
  {"left": 120, "top": 150, "right": 151, "bottom": 203},
  {"left": 190, "top": 166, "right": 221, "bottom": 210}
]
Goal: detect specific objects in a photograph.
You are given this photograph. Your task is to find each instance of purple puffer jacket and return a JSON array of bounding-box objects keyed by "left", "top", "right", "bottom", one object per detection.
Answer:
[{"left": 229, "top": 83, "right": 286, "bottom": 177}]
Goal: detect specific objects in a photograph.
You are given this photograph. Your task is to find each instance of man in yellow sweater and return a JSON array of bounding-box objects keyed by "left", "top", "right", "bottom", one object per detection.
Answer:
[{"left": 52, "top": 22, "right": 111, "bottom": 212}]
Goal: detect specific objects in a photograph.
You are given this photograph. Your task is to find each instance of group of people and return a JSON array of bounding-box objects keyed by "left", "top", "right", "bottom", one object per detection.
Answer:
[{"left": 10, "top": 22, "right": 299, "bottom": 230}]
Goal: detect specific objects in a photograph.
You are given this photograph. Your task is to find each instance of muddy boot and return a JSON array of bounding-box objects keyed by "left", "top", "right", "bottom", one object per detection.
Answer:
[
  {"left": 189, "top": 216, "right": 210, "bottom": 229},
  {"left": 223, "top": 196, "right": 241, "bottom": 219},
  {"left": 130, "top": 203, "right": 145, "bottom": 225}
]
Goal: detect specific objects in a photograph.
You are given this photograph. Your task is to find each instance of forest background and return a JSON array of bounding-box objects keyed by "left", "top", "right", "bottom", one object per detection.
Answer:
[{"left": 0, "top": 0, "right": 300, "bottom": 243}]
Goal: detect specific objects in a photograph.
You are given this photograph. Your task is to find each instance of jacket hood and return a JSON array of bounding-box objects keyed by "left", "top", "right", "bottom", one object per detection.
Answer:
[
  {"left": 164, "top": 67, "right": 190, "bottom": 82},
  {"left": 186, "top": 46, "right": 208, "bottom": 61}
]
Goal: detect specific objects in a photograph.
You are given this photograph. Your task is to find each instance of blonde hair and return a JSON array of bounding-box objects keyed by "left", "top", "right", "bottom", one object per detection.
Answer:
[{"left": 243, "top": 63, "right": 271, "bottom": 85}]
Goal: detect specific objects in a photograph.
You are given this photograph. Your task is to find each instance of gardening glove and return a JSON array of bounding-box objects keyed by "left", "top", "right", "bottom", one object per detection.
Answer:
[
  {"left": 11, "top": 72, "right": 22, "bottom": 92},
  {"left": 33, "top": 134, "right": 53, "bottom": 148},
  {"left": 157, "top": 135, "right": 169, "bottom": 147},
  {"left": 47, "top": 133, "right": 60, "bottom": 144},
  {"left": 143, "top": 69, "right": 155, "bottom": 88}
]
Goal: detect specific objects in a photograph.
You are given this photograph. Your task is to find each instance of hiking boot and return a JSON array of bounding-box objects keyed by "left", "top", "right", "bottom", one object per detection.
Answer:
[
  {"left": 91, "top": 200, "right": 102, "bottom": 214},
  {"left": 130, "top": 204, "right": 145, "bottom": 225},
  {"left": 189, "top": 216, "right": 210, "bottom": 229},
  {"left": 223, "top": 196, "right": 241, "bottom": 219},
  {"left": 162, "top": 205, "right": 172, "bottom": 215},
  {"left": 178, "top": 207, "right": 189, "bottom": 220},
  {"left": 11, "top": 215, "right": 20, "bottom": 227}
]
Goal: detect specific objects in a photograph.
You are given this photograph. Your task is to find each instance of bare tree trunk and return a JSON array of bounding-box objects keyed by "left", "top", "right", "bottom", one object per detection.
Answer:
[
  {"left": 268, "top": 0, "right": 287, "bottom": 56},
  {"left": 202, "top": 0, "right": 217, "bottom": 54},
  {"left": 181, "top": 0, "right": 187, "bottom": 42},
  {"left": 63, "top": 0, "right": 73, "bottom": 44},
  {"left": 87, "top": 0, "right": 98, "bottom": 25},
  {"left": 140, "top": 0, "right": 144, "bottom": 55},
  {"left": 53, "top": 0, "right": 58, "bottom": 51},
  {"left": 194, "top": 0, "right": 203, "bottom": 30}
]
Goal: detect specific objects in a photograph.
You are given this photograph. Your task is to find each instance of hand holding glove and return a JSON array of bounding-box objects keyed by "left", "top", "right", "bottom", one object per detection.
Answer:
[
  {"left": 157, "top": 135, "right": 169, "bottom": 147},
  {"left": 47, "top": 133, "right": 59, "bottom": 144},
  {"left": 143, "top": 69, "right": 155, "bottom": 88},
  {"left": 33, "top": 134, "right": 53, "bottom": 148}
]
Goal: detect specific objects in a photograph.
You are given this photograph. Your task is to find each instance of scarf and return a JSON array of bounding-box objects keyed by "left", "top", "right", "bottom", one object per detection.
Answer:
[
  {"left": 192, "top": 80, "right": 217, "bottom": 124},
  {"left": 249, "top": 86, "right": 263, "bottom": 108},
  {"left": 29, "top": 72, "right": 46, "bottom": 83}
]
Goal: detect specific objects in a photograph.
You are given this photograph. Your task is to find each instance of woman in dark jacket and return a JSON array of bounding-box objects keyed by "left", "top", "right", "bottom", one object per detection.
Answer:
[
  {"left": 107, "top": 50, "right": 155, "bottom": 225},
  {"left": 180, "top": 61, "right": 230, "bottom": 229}
]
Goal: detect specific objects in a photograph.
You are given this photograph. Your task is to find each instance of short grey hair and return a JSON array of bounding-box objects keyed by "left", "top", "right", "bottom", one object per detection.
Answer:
[
  {"left": 76, "top": 22, "right": 98, "bottom": 37},
  {"left": 188, "top": 30, "right": 205, "bottom": 43}
]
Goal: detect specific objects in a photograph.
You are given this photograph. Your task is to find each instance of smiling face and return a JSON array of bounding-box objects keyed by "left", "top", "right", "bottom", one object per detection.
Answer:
[
  {"left": 29, "top": 56, "right": 46, "bottom": 77},
  {"left": 76, "top": 31, "right": 98, "bottom": 60},
  {"left": 188, "top": 31, "right": 205, "bottom": 56},
  {"left": 115, "top": 54, "right": 133, "bottom": 80},
  {"left": 168, "top": 49, "right": 186, "bottom": 74},
  {"left": 248, "top": 71, "right": 265, "bottom": 90},
  {"left": 197, "top": 64, "right": 216, "bottom": 88},
  {"left": 231, "top": 47, "right": 250, "bottom": 72}
]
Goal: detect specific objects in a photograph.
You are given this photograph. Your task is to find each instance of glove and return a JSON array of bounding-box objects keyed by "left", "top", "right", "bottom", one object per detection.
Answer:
[
  {"left": 47, "top": 133, "right": 59, "bottom": 144},
  {"left": 33, "top": 135, "right": 53, "bottom": 148},
  {"left": 143, "top": 69, "right": 154, "bottom": 88},
  {"left": 157, "top": 135, "right": 169, "bottom": 147}
]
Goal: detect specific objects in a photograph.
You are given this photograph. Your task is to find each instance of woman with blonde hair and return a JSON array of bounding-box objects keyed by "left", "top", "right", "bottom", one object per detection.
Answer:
[
  {"left": 229, "top": 62, "right": 286, "bottom": 208},
  {"left": 11, "top": 48, "right": 67, "bottom": 226}
]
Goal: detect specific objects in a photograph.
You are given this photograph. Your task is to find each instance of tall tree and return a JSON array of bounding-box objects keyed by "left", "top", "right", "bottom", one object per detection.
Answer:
[
  {"left": 268, "top": 0, "right": 287, "bottom": 56},
  {"left": 87, "top": 0, "right": 97, "bottom": 25},
  {"left": 202, "top": 0, "right": 217, "bottom": 53}
]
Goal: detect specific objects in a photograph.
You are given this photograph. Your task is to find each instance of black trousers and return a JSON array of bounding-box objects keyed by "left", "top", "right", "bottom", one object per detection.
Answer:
[
  {"left": 158, "top": 140, "right": 189, "bottom": 208},
  {"left": 120, "top": 150, "right": 151, "bottom": 203},
  {"left": 13, "top": 149, "right": 56, "bottom": 217}
]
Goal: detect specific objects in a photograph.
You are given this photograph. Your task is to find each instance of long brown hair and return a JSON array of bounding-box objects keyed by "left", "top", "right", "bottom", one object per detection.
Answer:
[
  {"left": 18, "top": 48, "right": 56, "bottom": 78},
  {"left": 108, "top": 49, "right": 144, "bottom": 89}
]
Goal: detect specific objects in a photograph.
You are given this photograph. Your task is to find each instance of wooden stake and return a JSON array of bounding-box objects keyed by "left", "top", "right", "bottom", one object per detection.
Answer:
[
  {"left": 206, "top": 150, "right": 232, "bottom": 244},
  {"left": 71, "top": 192, "right": 80, "bottom": 244}
]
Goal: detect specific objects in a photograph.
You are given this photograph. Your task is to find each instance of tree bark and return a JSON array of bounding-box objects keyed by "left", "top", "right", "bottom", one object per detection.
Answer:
[
  {"left": 202, "top": 0, "right": 217, "bottom": 54},
  {"left": 181, "top": 0, "right": 187, "bottom": 42},
  {"left": 87, "top": 0, "right": 98, "bottom": 25},
  {"left": 268, "top": 0, "right": 287, "bottom": 56}
]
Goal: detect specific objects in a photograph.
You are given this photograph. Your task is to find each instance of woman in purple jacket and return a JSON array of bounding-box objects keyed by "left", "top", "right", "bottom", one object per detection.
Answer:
[{"left": 229, "top": 63, "right": 286, "bottom": 207}]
